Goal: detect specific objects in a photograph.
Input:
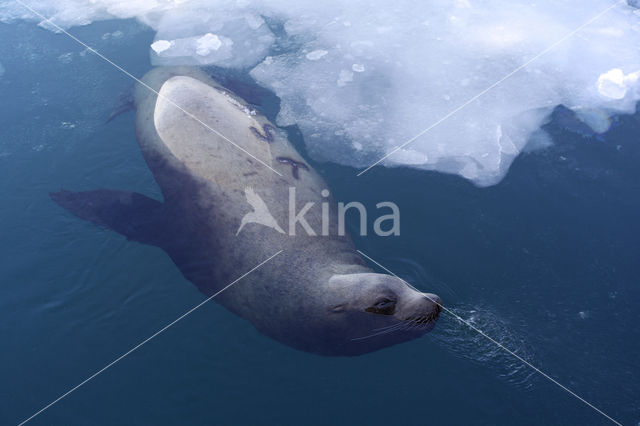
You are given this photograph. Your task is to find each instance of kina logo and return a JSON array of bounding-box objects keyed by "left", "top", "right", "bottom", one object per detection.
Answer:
[{"left": 236, "top": 187, "right": 285, "bottom": 235}]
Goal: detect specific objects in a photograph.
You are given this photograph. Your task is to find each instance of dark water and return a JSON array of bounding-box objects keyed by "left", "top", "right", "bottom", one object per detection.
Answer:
[{"left": 1, "top": 19, "right": 638, "bottom": 426}]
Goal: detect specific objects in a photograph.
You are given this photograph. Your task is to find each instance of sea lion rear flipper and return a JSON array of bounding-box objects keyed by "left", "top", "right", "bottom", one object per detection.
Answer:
[{"left": 51, "top": 189, "right": 167, "bottom": 247}]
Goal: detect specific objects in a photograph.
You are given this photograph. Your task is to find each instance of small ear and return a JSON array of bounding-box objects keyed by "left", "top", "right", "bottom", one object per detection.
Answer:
[{"left": 330, "top": 304, "right": 346, "bottom": 313}]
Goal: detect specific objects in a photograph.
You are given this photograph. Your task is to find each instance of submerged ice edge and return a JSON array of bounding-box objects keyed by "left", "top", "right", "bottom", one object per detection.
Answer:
[{"left": 3, "top": 0, "right": 640, "bottom": 185}]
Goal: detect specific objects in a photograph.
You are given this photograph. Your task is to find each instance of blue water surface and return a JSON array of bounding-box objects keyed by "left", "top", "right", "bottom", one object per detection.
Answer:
[{"left": 0, "top": 19, "right": 638, "bottom": 426}]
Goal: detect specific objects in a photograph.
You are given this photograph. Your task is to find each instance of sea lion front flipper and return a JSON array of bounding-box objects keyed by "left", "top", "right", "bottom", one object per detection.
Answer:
[
  {"left": 106, "top": 86, "right": 135, "bottom": 124},
  {"left": 51, "top": 189, "right": 166, "bottom": 247}
]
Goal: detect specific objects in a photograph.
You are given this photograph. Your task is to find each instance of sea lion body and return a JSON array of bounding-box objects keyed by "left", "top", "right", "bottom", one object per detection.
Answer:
[{"left": 53, "top": 67, "right": 441, "bottom": 356}]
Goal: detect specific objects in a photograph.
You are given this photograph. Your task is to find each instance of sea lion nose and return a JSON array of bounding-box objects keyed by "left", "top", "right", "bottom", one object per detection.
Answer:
[
  {"left": 423, "top": 292, "right": 441, "bottom": 305},
  {"left": 423, "top": 293, "right": 442, "bottom": 314}
]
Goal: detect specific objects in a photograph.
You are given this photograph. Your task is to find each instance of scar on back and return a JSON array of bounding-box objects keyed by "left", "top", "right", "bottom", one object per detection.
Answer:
[
  {"left": 250, "top": 124, "right": 275, "bottom": 143},
  {"left": 276, "top": 157, "right": 309, "bottom": 179}
]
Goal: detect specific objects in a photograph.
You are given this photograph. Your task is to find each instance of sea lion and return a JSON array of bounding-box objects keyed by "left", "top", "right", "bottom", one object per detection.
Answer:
[{"left": 52, "top": 67, "right": 442, "bottom": 356}]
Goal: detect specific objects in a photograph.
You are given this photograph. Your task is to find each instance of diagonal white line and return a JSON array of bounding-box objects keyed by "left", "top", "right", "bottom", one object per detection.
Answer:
[
  {"left": 15, "top": 0, "right": 283, "bottom": 177},
  {"left": 357, "top": 0, "right": 625, "bottom": 176},
  {"left": 356, "top": 249, "right": 622, "bottom": 426},
  {"left": 18, "top": 250, "right": 284, "bottom": 426}
]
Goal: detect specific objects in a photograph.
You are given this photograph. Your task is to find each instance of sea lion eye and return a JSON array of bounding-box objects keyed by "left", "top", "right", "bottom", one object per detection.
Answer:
[{"left": 365, "top": 298, "right": 396, "bottom": 315}]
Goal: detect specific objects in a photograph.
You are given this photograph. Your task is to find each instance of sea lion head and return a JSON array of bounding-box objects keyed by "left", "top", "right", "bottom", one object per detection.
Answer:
[{"left": 318, "top": 273, "right": 442, "bottom": 355}]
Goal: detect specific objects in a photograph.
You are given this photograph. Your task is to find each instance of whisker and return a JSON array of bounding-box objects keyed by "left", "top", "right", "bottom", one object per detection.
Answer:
[
  {"left": 372, "top": 322, "right": 407, "bottom": 332},
  {"left": 352, "top": 322, "right": 409, "bottom": 341},
  {"left": 352, "top": 312, "right": 439, "bottom": 341}
]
